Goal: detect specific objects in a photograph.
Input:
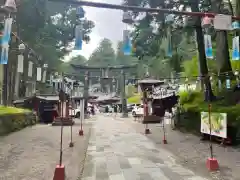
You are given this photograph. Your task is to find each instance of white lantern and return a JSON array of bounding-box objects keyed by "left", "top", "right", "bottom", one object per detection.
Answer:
[
  {"left": 122, "top": 11, "right": 134, "bottom": 24},
  {"left": 165, "top": 14, "right": 174, "bottom": 24},
  {"left": 3, "top": 0, "right": 17, "bottom": 12}
]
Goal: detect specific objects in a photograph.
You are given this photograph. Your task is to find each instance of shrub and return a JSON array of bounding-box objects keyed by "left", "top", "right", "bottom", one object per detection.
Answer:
[
  {"left": 0, "top": 106, "right": 37, "bottom": 136},
  {"left": 177, "top": 90, "right": 240, "bottom": 134}
]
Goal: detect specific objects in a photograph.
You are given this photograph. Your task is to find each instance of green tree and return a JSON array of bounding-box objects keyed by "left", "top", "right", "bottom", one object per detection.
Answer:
[
  {"left": 210, "top": 0, "right": 233, "bottom": 75},
  {"left": 16, "top": 0, "right": 94, "bottom": 69},
  {"left": 123, "top": 0, "right": 216, "bottom": 100},
  {"left": 88, "top": 38, "right": 116, "bottom": 67}
]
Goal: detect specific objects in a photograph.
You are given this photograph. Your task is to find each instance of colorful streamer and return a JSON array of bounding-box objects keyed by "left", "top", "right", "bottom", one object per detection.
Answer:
[
  {"left": 232, "top": 36, "right": 240, "bottom": 60},
  {"left": 74, "top": 24, "right": 83, "bottom": 50},
  {"left": 0, "top": 45, "right": 9, "bottom": 64},
  {"left": 1, "top": 18, "right": 13, "bottom": 46},
  {"left": 166, "top": 33, "right": 172, "bottom": 57},
  {"left": 123, "top": 30, "right": 132, "bottom": 55},
  {"left": 204, "top": 34, "right": 213, "bottom": 59}
]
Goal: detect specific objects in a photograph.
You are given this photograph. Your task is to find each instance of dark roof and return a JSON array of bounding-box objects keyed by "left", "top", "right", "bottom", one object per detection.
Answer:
[{"left": 71, "top": 64, "right": 137, "bottom": 70}]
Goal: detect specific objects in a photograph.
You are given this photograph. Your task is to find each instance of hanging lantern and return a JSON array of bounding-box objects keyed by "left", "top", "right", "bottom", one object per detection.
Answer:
[
  {"left": 3, "top": 0, "right": 17, "bottom": 13},
  {"left": 183, "top": 16, "right": 196, "bottom": 28},
  {"left": 232, "top": 36, "right": 240, "bottom": 60},
  {"left": 76, "top": 7, "right": 85, "bottom": 18},
  {"left": 232, "top": 21, "right": 240, "bottom": 30},
  {"left": 201, "top": 16, "right": 213, "bottom": 29},
  {"left": 122, "top": 11, "right": 134, "bottom": 24},
  {"left": 165, "top": 14, "right": 174, "bottom": 24},
  {"left": 74, "top": 24, "right": 83, "bottom": 50}
]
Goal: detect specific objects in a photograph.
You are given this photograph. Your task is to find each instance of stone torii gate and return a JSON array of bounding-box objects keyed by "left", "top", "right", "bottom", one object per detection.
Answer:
[{"left": 71, "top": 64, "right": 137, "bottom": 117}]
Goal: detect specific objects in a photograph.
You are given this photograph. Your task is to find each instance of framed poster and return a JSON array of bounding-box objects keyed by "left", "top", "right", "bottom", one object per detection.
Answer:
[{"left": 201, "top": 112, "right": 227, "bottom": 138}]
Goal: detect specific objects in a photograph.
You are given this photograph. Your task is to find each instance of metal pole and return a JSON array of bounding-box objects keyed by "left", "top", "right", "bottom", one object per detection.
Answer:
[
  {"left": 69, "top": 89, "right": 74, "bottom": 147},
  {"left": 121, "top": 70, "right": 128, "bottom": 118},
  {"left": 59, "top": 101, "right": 64, "bottom": 165},
  {"left": 83, "top": 71, "right": 89, "bottom": 118},
  {"left": 208, "top": 85, "right": 213, "bottom": 158}
]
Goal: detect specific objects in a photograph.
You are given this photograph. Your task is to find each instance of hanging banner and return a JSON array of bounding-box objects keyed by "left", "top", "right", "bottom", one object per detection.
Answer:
[
  {"left": 37, "top": 67, "right": 42, "bottom": 81},
  {"left": 166, "top": 33, "right": 172, "bottom": 57},
  {"left": 232, "top": 36, "right": 240, "bottom": 60},
  {"left": 74, "top": 24, "right": 82, "bottom": 50},
  {"left": 204, "top": 34, "right": 213, "bottom": 59},
  {"left": 42, "top": 70, "right": 46, "bottom": 83},
  {"left": 1, "top": 18, "right": 13, "bottom": 45},
  {"left": 123, "top": 30, "right": 132, "bottom": 55},
  {"left": 28, "top": 61, "right": 33, "bottom": 77},
  {"left": 17, "top": 54, "right": 24, "bottom": 72},
  {"left": 201, "top": 112, "right": 227, "bottom": 138},
  {"left": 76, "top": 7, "right": 85, "bottom": 18},
  {"left": 0, "top": 45, "right": 9, "bottom": 64}
]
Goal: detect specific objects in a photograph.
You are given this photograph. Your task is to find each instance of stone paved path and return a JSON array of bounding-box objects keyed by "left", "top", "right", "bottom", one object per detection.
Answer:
[
  {"left": 82, "top": 115, "right": 210, "bottom": 180},
  {"left": 0, "top": 118, "right": 94, "bottom": 180},
  {"left": 126, "top": 115, "right": 240, "bottom": 180}
]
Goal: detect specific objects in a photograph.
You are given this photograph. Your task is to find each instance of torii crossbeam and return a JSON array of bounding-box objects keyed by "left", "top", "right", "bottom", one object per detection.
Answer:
[{"left": 48, "top": 0, "right": 240, "bottom": 20}]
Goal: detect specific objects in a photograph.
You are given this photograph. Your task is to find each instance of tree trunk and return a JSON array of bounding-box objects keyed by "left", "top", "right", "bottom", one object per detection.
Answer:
[
  {"left": 215, "top": 31, "right": 232, "bottom": 75},
  {"left": 191, "top": 0, "right": 215, "bottom": 101},
  {"left": 211, "top": 0, "right": 233, "bottom": 76}
]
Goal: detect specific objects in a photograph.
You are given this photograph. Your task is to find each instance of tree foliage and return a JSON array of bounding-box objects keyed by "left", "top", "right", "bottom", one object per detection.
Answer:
[
  {"left": 87, "top": 38, "right": 116, "bottom": 67},
  {"left": 16, "top": 0, "right": 94, "bottom": 70}
]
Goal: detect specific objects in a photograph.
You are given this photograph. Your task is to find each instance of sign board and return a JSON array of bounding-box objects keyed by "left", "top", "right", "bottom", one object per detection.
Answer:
[
  {"left": 214, "top": 14, "right": 232, "bottom": 30},
  {"left": 201, "top": 112, "right": 227, "bottom": 138}
]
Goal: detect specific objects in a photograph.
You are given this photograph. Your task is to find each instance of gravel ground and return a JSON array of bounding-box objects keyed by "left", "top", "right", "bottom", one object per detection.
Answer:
[
  {"left": 121, "top": 115, "right": 240, "bottom": 180},
  {"left": 0, "top": 118, "right": 95, "bottom": 180}
]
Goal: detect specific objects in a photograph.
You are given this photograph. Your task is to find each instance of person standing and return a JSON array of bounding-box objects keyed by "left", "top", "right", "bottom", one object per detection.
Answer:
[{"left": 113, "top": 104, "right": 118, "bottom": 118}]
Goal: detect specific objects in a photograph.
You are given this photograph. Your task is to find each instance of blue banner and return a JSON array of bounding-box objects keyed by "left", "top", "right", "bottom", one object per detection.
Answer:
[
  {"left": 166, "top": 34, "right": 172, "bottom": 57},
  {"left": 74, "top": 25, "right": 82, "bottom": 50},
  {"left": 1, "top": 18, "right": 13, "bottom": 46},
  {"left": 232, "top": 36, "right": 240, "bottom": 60},
  {"left": 76, "top": 7, "right": 85, "bottom": 18},
  {"left": 204, "top": 34, "right": 213, "bottom": 59},
  {"left": 123, "top": 30, "right": 131, "bottom": 55},
  {"left": 0, "top": 45, "right": 9, "bottom": 64}
]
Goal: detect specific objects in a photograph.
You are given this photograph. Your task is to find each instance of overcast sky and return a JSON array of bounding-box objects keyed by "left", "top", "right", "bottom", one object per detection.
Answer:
[{"left": 65, "top": 0, "right": 125, "bottom": 61}]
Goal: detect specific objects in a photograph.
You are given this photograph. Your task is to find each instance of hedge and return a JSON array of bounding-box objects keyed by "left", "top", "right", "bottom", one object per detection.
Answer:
[
  {"left": 0, "top": 106, "right": 37, "bottom": 136},
  {"left": 177, "top": 90, "right": 240, "bottom": 134},
  {"left": 127, "top": 94, "right": 141, "bottom": 104}
]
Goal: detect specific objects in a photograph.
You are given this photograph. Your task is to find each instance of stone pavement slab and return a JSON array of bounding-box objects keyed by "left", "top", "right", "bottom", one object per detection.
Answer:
[
  {"left": 0, "top": 118, "right": 94, "bottom": 180},
  {"left": 125, "top": 115, "right": 240, "bottom": 180},
  {"left": 82, "top": 115, "right": 210, "bottom": 180}
]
